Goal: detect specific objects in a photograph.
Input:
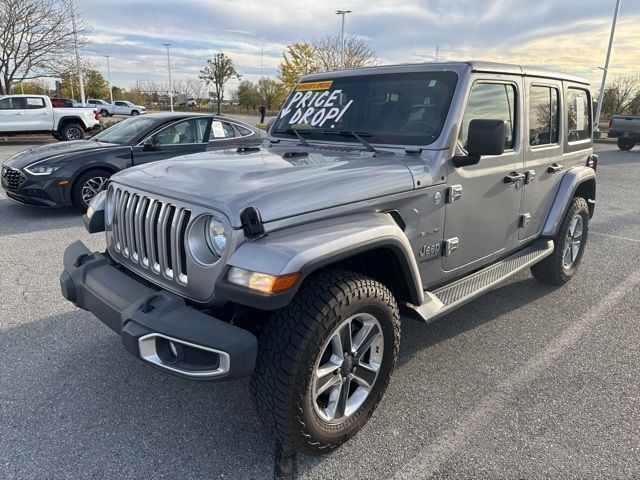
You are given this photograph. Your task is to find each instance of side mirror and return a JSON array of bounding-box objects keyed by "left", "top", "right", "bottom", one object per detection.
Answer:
[
  {"left": 453, "top": 119, "right": 506, "bottom": 167},
  {"left": 142, "top": 137, "right": 157, "bottom": 151}
]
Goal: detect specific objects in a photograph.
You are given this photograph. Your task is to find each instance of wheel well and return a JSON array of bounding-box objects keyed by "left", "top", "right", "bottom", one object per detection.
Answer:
[
  {"left": 574, "top": 179, "right": 595, "bottom": 218},
  {"left": 58, "top": 117, "right": 86, "bottom": 131},
  {"left": 316, "top": 247, "right": 417, "bottom": 305}
]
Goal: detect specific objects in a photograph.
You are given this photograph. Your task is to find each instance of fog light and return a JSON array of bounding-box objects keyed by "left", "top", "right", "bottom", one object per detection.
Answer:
[{"left": 227, "top": 267, "right": 300, "bottom": 294}]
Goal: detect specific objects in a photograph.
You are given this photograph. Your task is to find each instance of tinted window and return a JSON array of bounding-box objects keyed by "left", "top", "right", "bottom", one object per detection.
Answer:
[
  {"left": 0, "top": 97, "right": 26, "bottom": 109},
  {"left": 209, "top": 120, "right": 236, "bottom": 140},
  {"left": 92, "top": 117, "right": 157, "bottom": 144},
  {"left": 115, "top": 101, "right": 126, "bottom": 106},
  {"left": 273, "top": 71, "right": 458, "bottom": 146},
  {"left": 567, "top": 88, "right": 590, "bottom": 142},
  {"left": 236, "top": 125, "right": 254, "bottom": 136},
  {"left": 460, "top": 83, "right": 516, "bottom": 150},
  {"left": 26, "top": 97, "right": 46, "bottom": 109},
  {"left": 529, "top": 86, "right": 559, "bottom": 146}
]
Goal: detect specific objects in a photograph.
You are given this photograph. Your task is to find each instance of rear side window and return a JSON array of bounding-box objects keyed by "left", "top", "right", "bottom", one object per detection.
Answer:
[
  {"left": 529, "top": 86, "right": 559, "bottom": 146},
  {"left": 460, "top": 82, "right": 516, "bottom": 151},
  {"left": 236, "top": 125, "right": 253, "bottom": 136},
  {"left": 209, "top": 121, "right": 236, "bottom": 141},
  {"left": 566, "top": 88, "right": 590, "bottom": 142},
  {"left": 26, "top": 97, "right": 45, "bottom": 109}
]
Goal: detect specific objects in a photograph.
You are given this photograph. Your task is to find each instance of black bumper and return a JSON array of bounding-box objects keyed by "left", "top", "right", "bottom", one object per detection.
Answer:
[{"left": 60, "top": 241, "right": 257, "bottom": 381}]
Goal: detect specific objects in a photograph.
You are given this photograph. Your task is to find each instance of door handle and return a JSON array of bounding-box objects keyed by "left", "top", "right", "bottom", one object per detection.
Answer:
[
  {"left": 504, "top": 172, "right": 526, "bottom": 184},
  {"left": 547, "top": 163, "right": 564, "bottom": 173}
]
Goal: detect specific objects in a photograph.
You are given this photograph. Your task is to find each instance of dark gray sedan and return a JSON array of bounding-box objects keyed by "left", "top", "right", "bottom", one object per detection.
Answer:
[{"left": 1, "top": 113, "right": 265, "bottom": 209}]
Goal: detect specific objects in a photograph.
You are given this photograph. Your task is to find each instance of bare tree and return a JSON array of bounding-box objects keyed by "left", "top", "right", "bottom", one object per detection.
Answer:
[
  {"left": 606, "top": 73, "right": 640, "bottom": 115},
  {"left": 0, "top": 0, "right": 88, "bottom": 94},
  {"left": 199, "top": 53, "right": 241, "bottom": 114},
  {"left": 312, "top": 34, "right": 376, "bottom": 71}
]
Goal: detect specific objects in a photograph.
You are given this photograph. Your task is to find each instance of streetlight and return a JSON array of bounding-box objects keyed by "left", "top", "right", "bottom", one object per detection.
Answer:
[
  {"left": 68, "top": 0, "right": 85, "bottom": 104},
  {"left": 104, "top": 55, "right": 113, "bottom": 103},
  {"left": 594, "top": 0, "right": 621, "bottom": 133},
  {"left": 163, "top": 43, "right": 174, "bottom": 112},
  {"left": 335, "top": 9, "right": 352, "bottom": 69}
]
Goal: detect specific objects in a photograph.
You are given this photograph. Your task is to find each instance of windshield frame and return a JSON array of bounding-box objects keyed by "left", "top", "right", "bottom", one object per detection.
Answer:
[{"left": 271, "top": 70, "right": 459, "bottom": 148}]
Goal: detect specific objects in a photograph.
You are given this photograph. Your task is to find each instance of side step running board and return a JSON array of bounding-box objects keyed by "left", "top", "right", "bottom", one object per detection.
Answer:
[{"left": 405, "top": 239, "right": 554, "bottom": 323}]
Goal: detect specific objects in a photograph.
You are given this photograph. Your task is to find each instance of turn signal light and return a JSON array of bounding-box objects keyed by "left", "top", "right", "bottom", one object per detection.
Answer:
[{"left": 227, "top": 267, "right": 300, "bottom": 294}]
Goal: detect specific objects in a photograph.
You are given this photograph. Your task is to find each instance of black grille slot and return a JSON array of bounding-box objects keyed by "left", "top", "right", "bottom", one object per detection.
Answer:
[{"left": 1, "top": 167, "right": 26, "bottom": 193}]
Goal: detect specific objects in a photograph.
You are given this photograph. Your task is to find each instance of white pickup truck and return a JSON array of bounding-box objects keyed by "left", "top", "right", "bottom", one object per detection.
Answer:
[
  {"left": 0, "top": 95, "right": 100, "bottom": 141},
  {"left": 608, "top": 115, "right": 640, "bottom": 151}
]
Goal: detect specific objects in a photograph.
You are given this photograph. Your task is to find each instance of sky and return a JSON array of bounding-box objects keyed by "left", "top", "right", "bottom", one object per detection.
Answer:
[{"left": 78, "top": 0, "right": 640, "bottom": 96}]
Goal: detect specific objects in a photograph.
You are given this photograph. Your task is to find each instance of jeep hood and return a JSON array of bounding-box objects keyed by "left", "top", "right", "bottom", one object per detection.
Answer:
[{"left": 113, "top": 147, "right": 417, "bottom": 227}]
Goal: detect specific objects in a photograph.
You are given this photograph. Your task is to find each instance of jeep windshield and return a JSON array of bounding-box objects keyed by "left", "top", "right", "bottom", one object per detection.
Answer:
[{"left": 272, "top": 71, "right": 458, "bottom": 146}]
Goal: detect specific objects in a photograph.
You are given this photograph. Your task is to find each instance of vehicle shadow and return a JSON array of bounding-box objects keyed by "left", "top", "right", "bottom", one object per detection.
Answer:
[
  {"left": 0, "top": 195, "right": 80, "bottom": 236},
  {"left": 396, "top": 273, "right": 559, "bottom": 368}
]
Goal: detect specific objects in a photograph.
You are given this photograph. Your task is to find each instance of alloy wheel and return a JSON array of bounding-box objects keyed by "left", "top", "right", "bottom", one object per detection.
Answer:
[
  {"left": 562, "top": 214, "right": 583, "bottom": 269},
  {"left": 312, "top": 313, "right": 384, "bottom": 423},
  {"left": 81, "top": 176, "right": 108, "bottom": 206}
]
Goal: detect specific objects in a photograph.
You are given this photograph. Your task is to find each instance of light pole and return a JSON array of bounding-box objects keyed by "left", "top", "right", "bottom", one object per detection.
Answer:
[
  {"left": 163, "top": 43, "right": 174, "bottom": 112},
  {"left": 104, "top": 55, "right": 113, "bottom": 103},
  {"left": 69, "top": 0, "right": 85, "bottom": 104},
  {"left": 594, "top": 0, "right": 621, "bottom": 134},
  {"left": 335, "top": 9, "right": 352, "bottom": 69}
]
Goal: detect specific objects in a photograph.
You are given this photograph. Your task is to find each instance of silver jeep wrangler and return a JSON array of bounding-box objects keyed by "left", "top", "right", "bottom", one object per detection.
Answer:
[{"left": 61, "top": 61, "right": 597, "bottom": 453}]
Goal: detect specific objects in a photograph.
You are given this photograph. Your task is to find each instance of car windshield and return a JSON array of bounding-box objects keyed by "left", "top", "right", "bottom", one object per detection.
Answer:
[
  {"left": 92, "top": 117, "right": 157, "bottom": 144},
  {"left": 272, "top": 71, "right": 458, "bottom": 146}
]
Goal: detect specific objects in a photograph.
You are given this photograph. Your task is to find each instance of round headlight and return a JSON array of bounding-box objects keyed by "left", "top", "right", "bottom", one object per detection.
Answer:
[{"left": 206, "top": 216, "right": 227, "bottom": 256}]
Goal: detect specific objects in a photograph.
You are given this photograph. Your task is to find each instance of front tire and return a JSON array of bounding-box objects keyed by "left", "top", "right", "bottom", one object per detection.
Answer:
[
  {"left": 131, "top": 110, "right": 139, "bottom": 116},
  {"left": 617, "top": 138, "right": 635, "bottom": 151},
  {"left": 531, "top": 197, "right": 589, "bottom": 285},
  {"left": 71, "top": 169, "right": 111, "bottom": 210},
  {"left": 251, "top": 269, "right": 400, "bottom": 454}
]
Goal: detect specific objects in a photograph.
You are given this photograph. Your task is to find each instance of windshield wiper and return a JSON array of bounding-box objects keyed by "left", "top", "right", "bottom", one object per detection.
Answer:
[
  {"left": 273, "top": 128, "right": 310, "bottom": 146},
  {"left": 322, "top": 130, "right": 377, "bottom": 153}
]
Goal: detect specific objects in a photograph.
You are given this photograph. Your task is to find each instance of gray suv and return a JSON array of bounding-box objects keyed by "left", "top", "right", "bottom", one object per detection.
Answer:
[{"left": 60, "top": 61, "right": 597, "bottom": 453}]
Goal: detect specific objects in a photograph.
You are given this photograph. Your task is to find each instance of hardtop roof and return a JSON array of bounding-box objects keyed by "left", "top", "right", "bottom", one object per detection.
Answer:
[{"left": 302, "top": 61, "right": 590, "bottom": 86}]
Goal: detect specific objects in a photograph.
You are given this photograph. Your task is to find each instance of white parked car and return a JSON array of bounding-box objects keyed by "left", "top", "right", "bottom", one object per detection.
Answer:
[
  {"left": 112, "top": 100, "right": 146, "bottom": 116},
  {"left": 83, "top": 99, "right": 115, "bottom": 117},
  {"left": 0, "top": 94, "right": 100, "bottom": 141}
]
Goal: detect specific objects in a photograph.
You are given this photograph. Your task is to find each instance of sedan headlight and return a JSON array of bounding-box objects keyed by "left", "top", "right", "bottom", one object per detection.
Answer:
[
  {"left": 206, "top": 216, "right": 227, "bottom": 256},
  {"left": 24, "top": 163, "right": 63, "bottom": 175}
]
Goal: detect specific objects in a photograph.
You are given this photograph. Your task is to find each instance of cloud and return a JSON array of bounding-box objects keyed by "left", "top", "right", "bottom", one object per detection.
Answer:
[{"left": 71, "top": 0, "right": 639, "bottom": 95}]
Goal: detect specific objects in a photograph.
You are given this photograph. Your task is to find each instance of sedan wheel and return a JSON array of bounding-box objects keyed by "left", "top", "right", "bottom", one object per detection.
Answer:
[{"left": 81, "top": 176, "right": 108, "bottom": 206}]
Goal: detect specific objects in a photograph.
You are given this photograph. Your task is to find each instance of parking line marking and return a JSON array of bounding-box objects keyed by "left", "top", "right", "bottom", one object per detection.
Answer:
[
  {"left": 589, "top": 231, "right": 640, "bottom": 243},
  {"left": 392, "top": 267, "right": 640, "bottom": 480}
]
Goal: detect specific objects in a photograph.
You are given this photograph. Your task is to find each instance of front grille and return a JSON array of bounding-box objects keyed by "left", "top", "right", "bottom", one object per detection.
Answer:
[
  {"left": 111, "top": 187, "right": 192, "bottom": 285},
  {"left": 1, "top": 167, "right": 26, "bottom": 193}
]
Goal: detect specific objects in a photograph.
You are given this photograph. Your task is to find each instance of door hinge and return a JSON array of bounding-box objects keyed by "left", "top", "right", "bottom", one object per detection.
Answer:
[
  {"left": 525, "top": 170, "right": 536, "bottom": 184},
  {"left": 443, "top": 237, "right": 459, "bottom": 257},
  {"left": 446, "top": 185, "right": 463, "bottom": 204},
  {"left": 519, "top": 213, "right": 531, "bottom": 228}
]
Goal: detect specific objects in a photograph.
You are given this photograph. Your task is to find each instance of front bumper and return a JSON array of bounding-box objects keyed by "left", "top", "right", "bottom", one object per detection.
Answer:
[
  {"left": 2, "top": 172, "right": 69, "bottom": 207},
  {"left": 60, "top": 241, "right": 257, "bottom": 381}
]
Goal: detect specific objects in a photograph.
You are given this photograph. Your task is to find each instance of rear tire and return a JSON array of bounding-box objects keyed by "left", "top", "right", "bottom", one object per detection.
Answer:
[
  {"left": 617, "top": 138, "right": 635, "bottom": 151},
  {"left": 60, "top": 123, "right": 85, "bottom": 141},
  {"left": 100, "top": 109, "right": 109, "bottom": 118},
  {"left": 71, "top": 168, "right": 111, "bottom": 211},
  {"left": 531, "top": 197, "right": 589, "bottom": 285},
  {"left": 250, "top": 269, "right": 400, "bottom": 454}
]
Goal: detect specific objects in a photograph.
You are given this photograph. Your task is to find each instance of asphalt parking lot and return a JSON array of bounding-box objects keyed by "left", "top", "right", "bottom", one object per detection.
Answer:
[{"left": 0, "top": 141, "right": 638, "bottom": 479}]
